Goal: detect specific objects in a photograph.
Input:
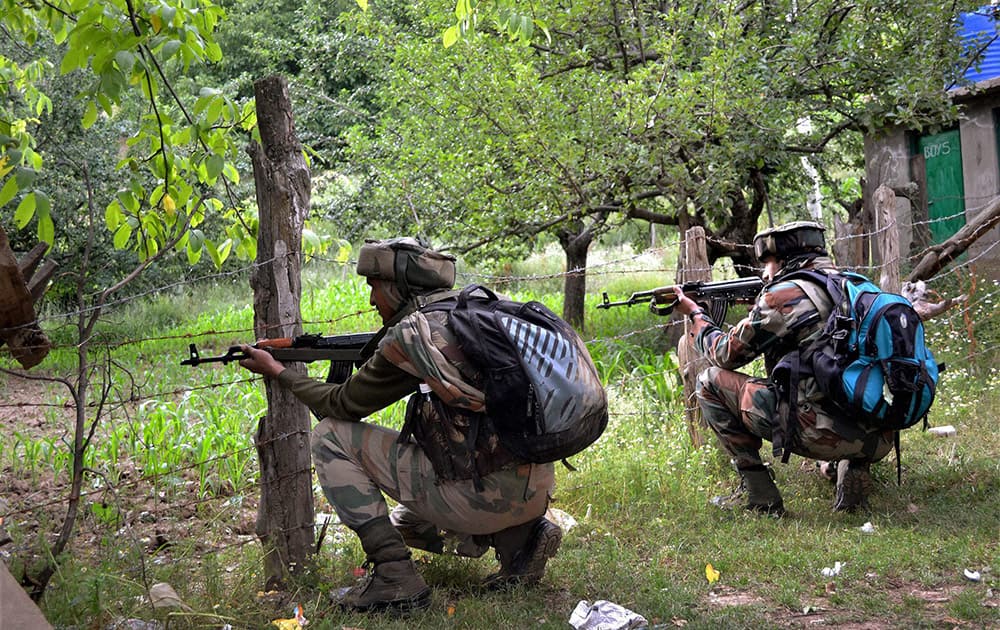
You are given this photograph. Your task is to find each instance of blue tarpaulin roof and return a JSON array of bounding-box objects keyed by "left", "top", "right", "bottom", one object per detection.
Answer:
[{"left": 959, "top": 7, "right": 1000, "bottom": 84}]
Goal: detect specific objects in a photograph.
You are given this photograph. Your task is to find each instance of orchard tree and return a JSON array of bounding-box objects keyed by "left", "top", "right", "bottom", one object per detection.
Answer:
[
  {"left": 0, "top": 0, "right": 258, "bottom": 600},
  {"left": 341, "top": 0, "right": 978, "bottom": 327},
  {"left": 0, "top": 0, "right": 254, "bottom": 266}
]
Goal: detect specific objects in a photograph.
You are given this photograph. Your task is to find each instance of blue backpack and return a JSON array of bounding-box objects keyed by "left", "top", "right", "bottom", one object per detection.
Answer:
[{"left": 773, "top": 271, "right": 942, "bottom": 475}]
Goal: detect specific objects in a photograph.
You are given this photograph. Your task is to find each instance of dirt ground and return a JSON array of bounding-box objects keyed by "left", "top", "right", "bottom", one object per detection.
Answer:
[
  {"left": 0, "top": 375, "right": 260, "bottom": 581},
  {"left": 2, "top": 375, "right": 997, "bottom": 628}
]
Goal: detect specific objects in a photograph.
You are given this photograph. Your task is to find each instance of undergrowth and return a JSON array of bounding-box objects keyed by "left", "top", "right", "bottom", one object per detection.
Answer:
[{"left": 1, "top": 255, "right": 997, "bottom": 629}]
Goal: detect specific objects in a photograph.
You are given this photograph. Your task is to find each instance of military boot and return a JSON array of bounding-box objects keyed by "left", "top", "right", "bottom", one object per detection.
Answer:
[
  {"left": 738, "top": 464, "right": 785, "bottom": 515},
  {"left": 338, "top": 516, "right": 431, "bottom": 614},
  {"left": 833, "top": 459, "right": 874, "bottom": 512},
  {"left": 483, "top": 516, "right": 562, "bottom": 590}
]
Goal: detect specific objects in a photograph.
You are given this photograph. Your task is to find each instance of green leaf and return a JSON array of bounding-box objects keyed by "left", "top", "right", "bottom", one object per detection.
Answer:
[
  {"left": 206, "top": 97, "right": 223, "bottom": 124},
  {"left": 205, "top": 239, "right": 222, "bottom": 268},
  {"left": 0, "top": 177, "right": 19, "bottom": 208},
  {"left": 14, "top": 192, "right": 36, "bottom": 228},
  {"left": 114, "top": 222, "right": 132, "bottom": 249},
  {"left": 37, "top": 208, "right": 54, "bottom": 245},
  {"left": 206, "top": 154, "right": 224, "bottom": 181},
  {"left": 161, "top": 40, "right": 182, "bottom": 59},
  {"left": 186, "top": 238, "right": 203, "bottom": 264},
  {"left": 114, "top": 50, "right": 134, "bottom": 73},
  {"left": 222, "top": 162, "right": 240, "bottom": 184},
  {"left": 205, "top": 41, "right": 222, "bottom": 62},
  {"left": 443, "top": 25, "right": 460, "bottom": 48},
  {"left": 105, "top": 200, "right": 123, "bottom": 231},
  {"left": 302, "top": 228, "right": 321, "bottom": 254},
  {"left": 15, "top": 168, "right": 37, "bottom": 188},
  {"left": 216, "top": 238, "right": 233, "bottom": 264},
  {"left": 60, "top": 47, "right": 83, "bottom": 74},
  {"left": 34, "top": 191, "right": 50, "bottom": 219},
  {"left": 82, "top": 101, "right": 98, "bottom": 129},
  {"left": 356, "top": 0, "right": 368, "bottom": 11},
  {"left": 113, "top": 224, "right": 132, "bottom": 249}
]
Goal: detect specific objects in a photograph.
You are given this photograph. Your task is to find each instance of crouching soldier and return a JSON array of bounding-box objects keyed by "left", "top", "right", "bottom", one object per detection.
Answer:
[
  {"left": 671, "top": 222, "right": 895, "bottom": 514},
  {"left": 238, "top": 238, "right": 562, "bottom": 613}
]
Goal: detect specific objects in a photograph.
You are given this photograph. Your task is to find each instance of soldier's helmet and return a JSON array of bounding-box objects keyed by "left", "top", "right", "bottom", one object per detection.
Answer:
[
  {"left": 752, "top": 221, "right": 827, "bottom": 262},
  {"left": 356, "top": 237, "right": 456, "bottom": 295}
]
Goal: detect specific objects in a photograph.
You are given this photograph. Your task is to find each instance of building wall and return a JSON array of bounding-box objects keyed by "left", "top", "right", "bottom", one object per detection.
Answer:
[
  {"left": 957, "top": 96, "right": 1000, "bottom": 278},
  {"left": 863, "top": 101, "right": 1000, "bottom": 282},
  {"left": 862, "top": 129, "right": 914, "bottom": 260}
]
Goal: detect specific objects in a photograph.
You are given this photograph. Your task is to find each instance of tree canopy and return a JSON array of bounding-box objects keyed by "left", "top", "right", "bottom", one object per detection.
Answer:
[
  {"left": 341, "top": 1, "right": 972, "bottom": 250},
  {"left": 0, "top": 0, "right": 987, "bottom": 323},
  {"left": 1, "top": 0, "right": 253, "bottom": 267}
]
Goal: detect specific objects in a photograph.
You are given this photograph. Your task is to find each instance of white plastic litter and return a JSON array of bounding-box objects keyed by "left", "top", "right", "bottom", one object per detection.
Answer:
[
  {"left": 860, "top": 522, "right": 876, "bottom": 534},
  {"left": 569, "top": 599, "right": 648, "bottom": 630},
  {"left": 821, "top": 562, "right": 844, "bottom": 577},
  {"left": 546, "top": 507, "right": 579, "bottom": 533},
  {"left": 928, "top": 425, "right": 956, "bottom": 437},
  {"left": 963, "top": 569, "right": 982, "bottom": 582}
]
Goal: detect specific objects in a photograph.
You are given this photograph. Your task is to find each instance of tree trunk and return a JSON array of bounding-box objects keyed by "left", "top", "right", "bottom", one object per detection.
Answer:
[
  {"left": 557, "top": 222, "right": 593, "bottom": 331},
  {"left": 873, "top": 185, "right": 900, "bottom": 294},
  {"left": 247, "top": 75, "right": 315, "bottom": 589},
  {"left": 0, "top": 225, "right": 51, "bottom": 368}
]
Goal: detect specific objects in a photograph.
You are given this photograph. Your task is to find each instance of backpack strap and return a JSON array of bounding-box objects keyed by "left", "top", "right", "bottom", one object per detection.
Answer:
[
  {"left": 468, "top": 412, "right": 485, "bottom": 492},
  {"left": 894, "top": 431, "right": 902, "bottom": 485},
  {"left": 770, "top": 268, "right": 844, "bottom": 464}
]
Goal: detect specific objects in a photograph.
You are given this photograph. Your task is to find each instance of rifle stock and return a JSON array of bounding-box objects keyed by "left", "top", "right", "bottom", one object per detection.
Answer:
[
  {"left": 597, "top": 277, "right": 763, "bottom": 321},
  {"left": 181, "top": 331, "right": 377, "bottom": 384}
]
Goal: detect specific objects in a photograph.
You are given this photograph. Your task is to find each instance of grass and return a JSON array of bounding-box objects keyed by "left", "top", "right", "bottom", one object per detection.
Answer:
[{"left": 1, "top": 252, "right": 998, "bottom": 628}]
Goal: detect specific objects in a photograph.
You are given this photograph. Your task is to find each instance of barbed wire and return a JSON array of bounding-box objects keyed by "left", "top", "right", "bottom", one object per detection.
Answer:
[
  {"left": 8, "top": 208, "right": 990, "bottom": 338},
  {"left": 2, "top": 208, "right": 997, "bottom": 583}
]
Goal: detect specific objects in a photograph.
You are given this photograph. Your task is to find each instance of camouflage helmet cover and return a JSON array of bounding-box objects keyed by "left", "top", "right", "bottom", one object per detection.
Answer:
[
  {"left": 356, "top": 237, "right": 456, "bottom": 293},
  {"left": 753, "top": 221, "right": 827, "bottom": 262}
]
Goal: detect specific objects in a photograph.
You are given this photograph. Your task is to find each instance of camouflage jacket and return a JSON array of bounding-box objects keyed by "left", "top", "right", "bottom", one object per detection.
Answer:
[
  {"left": 380, "top": 304, "right": 516, "bottom": 483},
  {"left": 694, "top": 258, "right": 873, "bottom": 438}
]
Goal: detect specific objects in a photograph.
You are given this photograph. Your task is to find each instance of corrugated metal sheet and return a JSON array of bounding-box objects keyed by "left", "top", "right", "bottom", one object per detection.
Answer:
[{"left": 959, "top": 7, "right": 1000, "bottom": 84}]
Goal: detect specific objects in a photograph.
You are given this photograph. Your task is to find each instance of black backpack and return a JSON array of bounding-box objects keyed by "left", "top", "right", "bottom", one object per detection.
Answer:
[{"left": 423, "top": 285, "right": 609, "bottom": 465}]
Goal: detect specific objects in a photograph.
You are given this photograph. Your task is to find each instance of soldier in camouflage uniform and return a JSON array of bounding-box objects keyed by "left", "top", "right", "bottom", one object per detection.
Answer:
[
  {"left": 671, "top": 222, "right": 894, "bottom": 515},
  {"left": 238, "top": 238, "right": 561, "bottom": 614}
]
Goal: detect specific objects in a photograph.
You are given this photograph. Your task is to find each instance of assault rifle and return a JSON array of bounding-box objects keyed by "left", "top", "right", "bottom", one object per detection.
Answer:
[
  {"left": 597, "top": 277, "right": 763, "bottom": 322},
  {"left": 181, "top": 331, "right": 377, "bottom": 384}
]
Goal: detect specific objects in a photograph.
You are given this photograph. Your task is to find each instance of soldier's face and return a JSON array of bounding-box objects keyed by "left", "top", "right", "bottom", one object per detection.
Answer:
[
  {"left": 761, "top": 256, "right": 781, "bottom": 282},
  {"left": 367, "top": 279, "right": 398, "bottom": 323}
]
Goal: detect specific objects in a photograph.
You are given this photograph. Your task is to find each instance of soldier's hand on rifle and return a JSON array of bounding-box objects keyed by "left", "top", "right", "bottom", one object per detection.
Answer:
[
  {"left": 670, "top": 286, "right": 702, "bottom": 317},
  {"left": 238, "top": 344, "right": 286, "bottom": 378}
]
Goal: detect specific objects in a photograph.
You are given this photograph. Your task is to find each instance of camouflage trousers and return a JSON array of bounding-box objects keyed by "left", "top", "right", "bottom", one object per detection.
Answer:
[
  {"left": 696, "top": 367, "right": 894, "bottom": 469},
  {"left": 311, "top": 417, "right": 554, "bottom": 554}
]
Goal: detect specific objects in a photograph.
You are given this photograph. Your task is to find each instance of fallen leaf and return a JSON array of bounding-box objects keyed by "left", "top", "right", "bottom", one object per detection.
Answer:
[{"left": 705, "top": 563, "right": 721, "bottom": 584}]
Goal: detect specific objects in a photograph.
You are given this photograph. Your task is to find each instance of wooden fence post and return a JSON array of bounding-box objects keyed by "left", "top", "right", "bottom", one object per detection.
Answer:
[
  {"left": 874, "top": 184, "right": 900, "bottom": 294},
  {"left": 677, "top": 227, "right": 711, "bottom": 447},
  {"left": 248, "top": 75, "right": 315, "bottom": 588}
]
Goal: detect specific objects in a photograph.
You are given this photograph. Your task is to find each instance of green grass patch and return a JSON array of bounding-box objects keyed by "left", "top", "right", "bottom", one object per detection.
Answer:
[{"left": 1, "top": 257, "right": 997, "bottom": 628}]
